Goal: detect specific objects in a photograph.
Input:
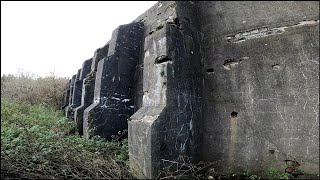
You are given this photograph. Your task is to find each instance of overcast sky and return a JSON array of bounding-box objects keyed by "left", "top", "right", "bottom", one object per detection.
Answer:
[{"left": 1, "top": 1, "right": 157, "bottom": 78}]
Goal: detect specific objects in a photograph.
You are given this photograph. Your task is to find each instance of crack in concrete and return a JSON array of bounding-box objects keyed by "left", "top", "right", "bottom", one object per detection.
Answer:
[{"left": 226, "top": 20, "right": 319, "bottom": 43}]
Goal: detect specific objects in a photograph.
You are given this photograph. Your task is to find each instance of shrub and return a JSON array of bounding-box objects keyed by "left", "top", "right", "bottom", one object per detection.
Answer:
[
  {"left": 268, "top": 167, "right": 292, "bottom": 180},
  {"left": 1, "top": 71, "right": 69, "bottom": 109},
  {"left": 1, "top": 100, "right": 133, "bottom": 179}
]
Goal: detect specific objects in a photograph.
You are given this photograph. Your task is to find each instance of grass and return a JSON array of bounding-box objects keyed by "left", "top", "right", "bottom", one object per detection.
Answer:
[{"left": 1, "top": 100, "right": 133, "bottom": 179}]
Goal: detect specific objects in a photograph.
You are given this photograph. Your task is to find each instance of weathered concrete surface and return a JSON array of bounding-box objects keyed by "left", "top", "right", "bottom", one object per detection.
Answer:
[
  {"left": 91, "top": 44, "right": 109, "bottom": 73},
  {"left": 83, "top": 22, "right": 144, "bottom": 140},
  {"left": 127, "top": 1, "right": 319, "bottom": 178},
  {"left": 66, "top": 69, "right": 82, "bottom": 118},
  {"left": 65, "top": 74, "right": 76, "bottom": 118},
  {"left": 63, "top": 1, "right": 319, "bottom": 178},
  {"left": 71, "top": 69, "right": 83, "bottom": 109},
  {"left": 79, "top": 59, "right": 92, "bottom": 81},
  {"left": 72, "top": 58, "right": 92, "bottom": 135},
  {"left": 62, "top": 79, "right": 71, "bottom": 109},
  {"left": 74, "top": 45, "right": 110, "bottom": 135},
  {"left": 129, "top": 2, "right": 203, "bottom": 178},
  {"left": 199, "top": 1, "right": 319, "bottom": 176}
]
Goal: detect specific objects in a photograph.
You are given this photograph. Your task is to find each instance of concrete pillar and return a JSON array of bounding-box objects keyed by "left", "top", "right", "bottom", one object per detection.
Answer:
[
  {"left": 71, "top": 69, "right": 83, "bottom": 108},
  {"left": 73, "top": 45, "right": 109, "bottom": 135},
  {"left": 65, "top": 74, "right": 76, "bottom": 118},
  {"left": 128, "top": 2, "right": 203, "bottom": 178},
  {"left": 83, "top": 22, "right": 144, "bottom": 140},
  {"left": 62, "top": 79, "right": 71, "bottom": 109},
  {"left": 72, "top": 58, "right": 92, "bottom": 134},
  {"left": 66, "top": 69, "right": 82, "bottom": 118}
]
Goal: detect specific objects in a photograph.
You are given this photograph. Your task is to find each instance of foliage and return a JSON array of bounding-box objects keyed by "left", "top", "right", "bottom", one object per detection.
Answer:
[
  {"left": 1, "top": 100, "right": 133, "bottom": 179},
  {"left": 268, "top": 167, "right": 292, "bottom": 180},
  {"left": 1, "top": 71, "right": 69, "bottom": 109}
]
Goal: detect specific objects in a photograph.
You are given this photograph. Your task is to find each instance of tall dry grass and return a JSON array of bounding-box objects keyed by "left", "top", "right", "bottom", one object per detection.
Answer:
[{"left": 1, "top": 71, "right": 69, "bottom": 109}]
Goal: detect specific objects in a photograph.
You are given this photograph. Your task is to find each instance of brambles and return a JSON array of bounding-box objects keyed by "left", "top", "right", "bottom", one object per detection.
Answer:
[
  {"left": 1, "top": 71, "right": 69, "bottom": 109},
  {"left": 1, "top": 100, "right": 133, "bottom": 179},
  {"left": 157, "top": 155, "right": 262, "bottom": 180}
]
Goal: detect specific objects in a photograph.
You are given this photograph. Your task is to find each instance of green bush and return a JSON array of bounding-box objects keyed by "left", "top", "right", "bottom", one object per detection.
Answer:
[
  {"left": 268, "top": 167, "right": 292, "bottom": 180},
  {"left": 1, "top": 100, "right": 133, "bottom": 179}
]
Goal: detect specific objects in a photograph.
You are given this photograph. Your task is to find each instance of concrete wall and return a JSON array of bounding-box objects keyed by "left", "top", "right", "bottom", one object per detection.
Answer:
[
  {"left": 62, "top": 1, "right": 319, "bottom": 178},
  {"left": 199, "top": 1, "right": 319, "bottom": 175}
]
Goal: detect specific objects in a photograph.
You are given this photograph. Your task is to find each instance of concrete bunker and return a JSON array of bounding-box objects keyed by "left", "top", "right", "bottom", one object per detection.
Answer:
[{"left": 62, "top": 1, "right": 319, "bottom": 179}]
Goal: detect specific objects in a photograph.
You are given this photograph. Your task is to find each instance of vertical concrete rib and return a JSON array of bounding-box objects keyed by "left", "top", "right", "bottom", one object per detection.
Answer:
[
  {"left": 66, "top": 69, "right": 82, "bottom": 118},
  {"left": 72, "top": 58, "right": 93, "bottom": 135},
  {"left": 62, "top": 79, "right": 71, "bottom": 109},
  {"left": 83, "top": 22, "right": 144, "bottom": 140},
  {"left": 65, "top": 74, "right": 76, "bottom": 118},
  {"left": 73, "top": 44, "right": 110, "bottom": 135},
  {"left": 128, "top": 2, "right": 203, "bottom": 178}
]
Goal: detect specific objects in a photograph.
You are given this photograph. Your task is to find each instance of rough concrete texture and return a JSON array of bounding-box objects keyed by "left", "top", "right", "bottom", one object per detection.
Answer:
[
  {"left": 73, "top": 58, "right": 92, "bottom": 135},
  {"left": 71, "top": 69, "right": 83, "bottom": 108},
  {"left": 74, "top": 45, "right": 110, "bottom": 135},
  {"left": 79, "top": 59, "right": 92, "bottom": 80},
  {"left": 82, "top": 22, "right": 144, "bottom": 140},
  {"left": 65, "top": 74, "right": 76, "bottom": 118},
  {"left": 91, "top": 44, "right": 109, "bottom": 73},
  {"left": 66, "top": 69, "right": 82, "bottom": 118},
  {"left": 63, "top": 1, "right": 319, "bottom": 178},
  {"left": 62, "top": 79, "right": 71, "bottom": 109},
  {"left": 198, "top": 1, "right": 319, "bottom": 175},
  {"left": 128, "top": 2, "right": 203, "bottom": 178}
]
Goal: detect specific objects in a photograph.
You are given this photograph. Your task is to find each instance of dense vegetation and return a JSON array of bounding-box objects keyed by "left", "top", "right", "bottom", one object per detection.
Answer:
[
  {"left": 1, "top": 73, "right": 132, "bottom": 179},
  {"left": 1, "top": 100, "right": 132, "bottom": 179},
  {"left": 1, "top": 72, "right": 68, "bottom": 109}
]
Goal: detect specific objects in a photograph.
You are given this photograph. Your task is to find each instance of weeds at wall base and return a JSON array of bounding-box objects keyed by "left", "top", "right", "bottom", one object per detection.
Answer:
[
  {"left": 1, "top": 100, "right": 133, "bottom": 179},
  {"left": 156, "top": 155, "right": 318, "bottom": 180}
]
